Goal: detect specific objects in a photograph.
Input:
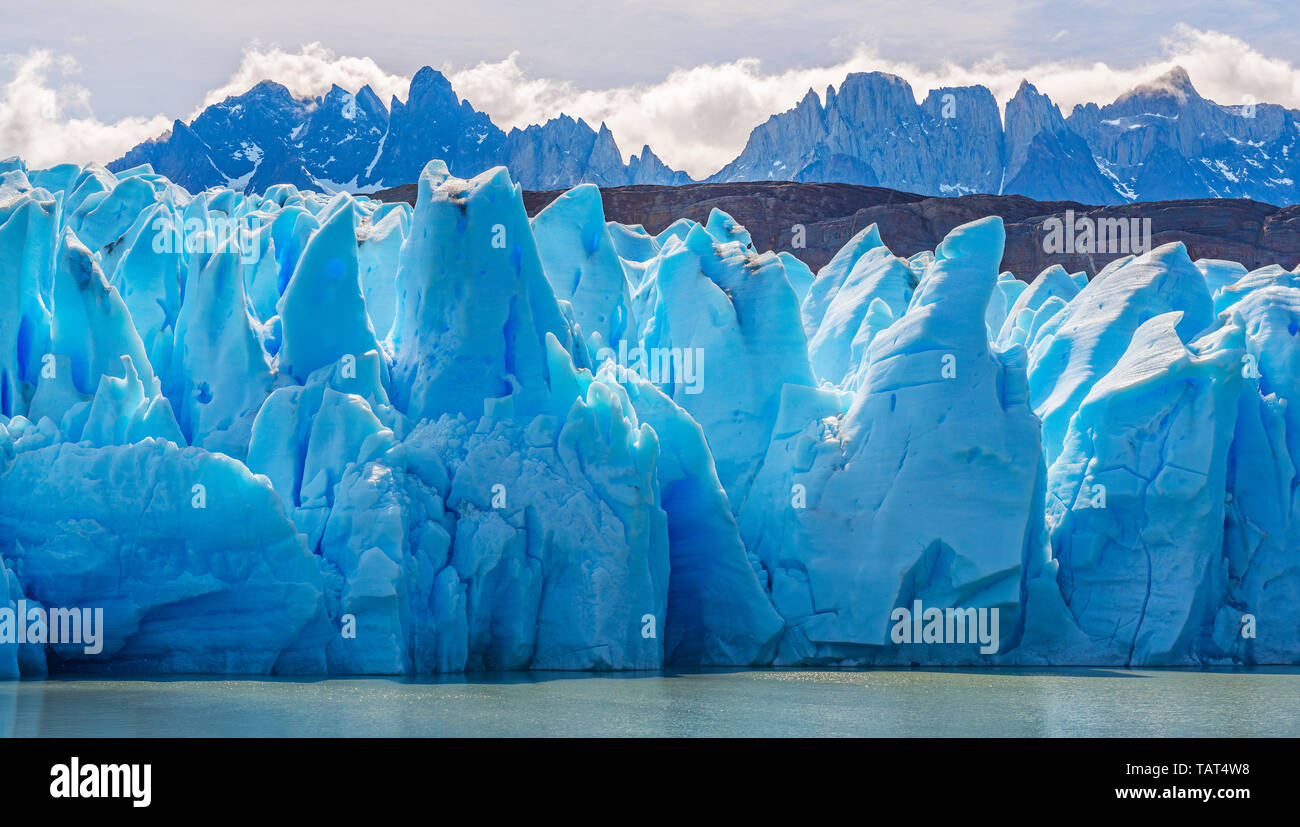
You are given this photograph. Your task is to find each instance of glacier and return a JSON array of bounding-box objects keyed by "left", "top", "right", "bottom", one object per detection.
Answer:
[{"left": 1, "top": 154, "right": 1298, "bottom": 676}]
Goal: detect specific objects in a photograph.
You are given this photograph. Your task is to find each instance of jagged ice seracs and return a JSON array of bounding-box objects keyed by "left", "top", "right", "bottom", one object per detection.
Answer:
[{"left": 0, "top": 154, "right": 1297, "bottom": 676}]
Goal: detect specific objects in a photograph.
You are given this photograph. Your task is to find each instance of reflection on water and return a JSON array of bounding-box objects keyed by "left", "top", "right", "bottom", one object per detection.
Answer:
[{"left": 2, "top": 667, "right": 1297, "bottom": 737}]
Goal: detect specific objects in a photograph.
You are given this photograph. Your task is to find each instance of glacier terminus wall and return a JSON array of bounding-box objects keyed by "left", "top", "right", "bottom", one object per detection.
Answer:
[{"left": 0, "top": 155, "right": 1297, "bottom": 676}]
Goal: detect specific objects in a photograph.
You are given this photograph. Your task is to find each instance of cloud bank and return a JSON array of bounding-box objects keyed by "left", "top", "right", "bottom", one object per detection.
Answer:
[
  {"left": 3, "top": 26, "right": 1300, "bottom": 179},
  {"left": 0, "top": 51, "right": 170, "bottom": 170},
  {"left": 196, "top": 42, "right": 410, "bottom": 112}
]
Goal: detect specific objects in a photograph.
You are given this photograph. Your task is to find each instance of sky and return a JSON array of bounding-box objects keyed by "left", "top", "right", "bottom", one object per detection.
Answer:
[{"left": 2, "top": 0, "right": 1299, "bottom": 177}]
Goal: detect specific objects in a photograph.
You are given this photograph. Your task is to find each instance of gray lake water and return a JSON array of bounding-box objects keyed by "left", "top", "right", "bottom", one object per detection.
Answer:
[{"left": 3, "top": 668, "right": 1298, "bottom": 737}]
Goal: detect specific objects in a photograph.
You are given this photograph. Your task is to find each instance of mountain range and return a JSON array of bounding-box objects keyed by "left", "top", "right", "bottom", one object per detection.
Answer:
[
  {"left": 111, "top": 65, "right": 1300, "bottom": 205},
  {"left": 110, "top": 67, "right": 689, "bottom": 194}
]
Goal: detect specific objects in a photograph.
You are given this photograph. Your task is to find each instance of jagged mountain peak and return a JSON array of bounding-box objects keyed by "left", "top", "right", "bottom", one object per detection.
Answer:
[
  {"left": 241, "top": 78, "right": 298, "bottom": 99},
  {"left": 408, "top": 65, "right": 457, "bottom": 97},
  {"left": 830, "top": 71, "right": 917, "bottom": 108},
  {"left": 112, "top": 68, "right": 690, "bottom": 194},
  {"left": 1006, "top": 81, "right": 1065, "bottom": 122},
  {"left": 1124, "top": 65, "right": 1199, "bottom": 102},
  {"left": 507, "top": 114, "right": 617, "bottom": 146},
  {"left": 839, "top": 70, "right": 912, "bottom": 90},
  {"left": 1010, "top": 79, "right": 1052, "bottom": 101},
  {"left": 354, "top": 85, "right": 383, "bottom": 109}
]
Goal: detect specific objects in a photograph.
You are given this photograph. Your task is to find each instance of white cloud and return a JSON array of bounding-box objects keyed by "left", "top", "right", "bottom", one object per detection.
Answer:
[
  {"left": 4, "top": 26, "right": 1300, "bottom": 179},
  {"left": 196, "top": 42, "right": 410, "bottom": 113},
  {"left": 0, "top": 50, "right": 170, "bottom": 169}
]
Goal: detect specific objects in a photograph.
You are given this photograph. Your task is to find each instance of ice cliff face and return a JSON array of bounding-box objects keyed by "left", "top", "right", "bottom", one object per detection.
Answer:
[{"left": 0, "top": 155, "right": 1297, "bottom": 676}]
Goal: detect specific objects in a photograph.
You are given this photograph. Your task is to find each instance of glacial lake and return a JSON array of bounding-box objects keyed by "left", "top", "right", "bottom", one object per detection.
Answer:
[{"left": 3, "top": 668, "right": 1298, "bottom": 737}]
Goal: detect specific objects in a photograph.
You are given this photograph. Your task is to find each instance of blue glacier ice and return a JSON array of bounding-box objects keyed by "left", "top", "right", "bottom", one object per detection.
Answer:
[
  {"left": 1043, "top": 312, "right": 1245, "bottom": 664},
  {"left": 637, "top": 220, "right": 815, "bottom": 506},
  {"left": 531, "top": 184, "right": 636, "bottom": 350},
  {"left": 0, "top": 155, "right": 1298, "bottom": 676},
  {"left": 388, "top": 161, "right": 573, "bottom": 423},
  {"left": 736, "top": 216, "right": 1043, "bottom": 664},
  {"left": 804, "top": 238, "right": 916, "bottom": 386}
]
